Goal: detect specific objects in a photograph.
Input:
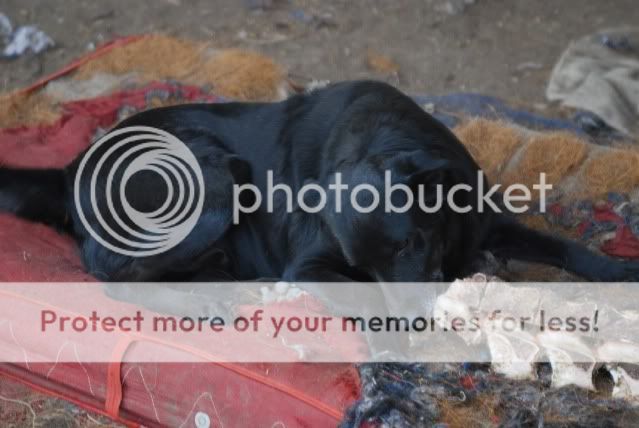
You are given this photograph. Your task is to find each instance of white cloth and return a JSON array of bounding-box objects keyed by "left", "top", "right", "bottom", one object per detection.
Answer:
[{"left": 547, "top": 27, "right": 639, "bottom": 137}]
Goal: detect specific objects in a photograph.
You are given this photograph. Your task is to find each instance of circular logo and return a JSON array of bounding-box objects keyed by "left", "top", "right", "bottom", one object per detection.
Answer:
[{"left": 74, "top": 126, "right": 205, "bottom": 257}]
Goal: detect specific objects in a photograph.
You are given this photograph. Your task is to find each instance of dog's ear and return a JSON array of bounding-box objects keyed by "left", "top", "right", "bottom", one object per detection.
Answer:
[
  {"left": 407, "top": 160, "right": 450, "bottom": 188},
  {"left": 389, "top": 150, "right": 451, "bottom": 186},
  {"left": 226, "top": 154, "right": 252, "bottom": 185}
]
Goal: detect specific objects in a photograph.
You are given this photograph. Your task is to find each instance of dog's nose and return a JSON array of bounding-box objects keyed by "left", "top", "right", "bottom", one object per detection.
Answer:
[{"left": 430, "top": 270, "right": 444, "bottom": 281}]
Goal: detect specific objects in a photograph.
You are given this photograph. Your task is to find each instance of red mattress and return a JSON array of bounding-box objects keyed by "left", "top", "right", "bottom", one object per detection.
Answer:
[{"left": 0, "top": 38, "right": 359, "bottom": 427}]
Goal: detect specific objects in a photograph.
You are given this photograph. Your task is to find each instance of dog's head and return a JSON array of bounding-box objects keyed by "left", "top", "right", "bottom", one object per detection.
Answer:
[{"left": 317, "top": 149, "right": 483, "bottom": 282}]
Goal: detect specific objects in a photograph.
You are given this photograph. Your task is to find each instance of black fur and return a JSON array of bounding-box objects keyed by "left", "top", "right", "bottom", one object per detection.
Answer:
[{"left": 1, "top": 80, "right": 638, "bottom": 284}]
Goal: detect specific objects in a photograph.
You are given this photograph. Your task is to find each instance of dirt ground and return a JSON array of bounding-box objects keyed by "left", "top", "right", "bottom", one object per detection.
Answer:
[
  {"left": 2, "top": 0, "right": 639, "bottom": 107},
  {"left": 0, "top": 374, "right": 117, "bottom": 428},
  {"left": 1, "top": 1, "right": 638, "bottom": 427}
]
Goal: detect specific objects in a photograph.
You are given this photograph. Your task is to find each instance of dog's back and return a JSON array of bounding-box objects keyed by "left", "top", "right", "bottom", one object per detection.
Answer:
[{"left": 1, "top": 80, "right": 639, "bottom": 283}]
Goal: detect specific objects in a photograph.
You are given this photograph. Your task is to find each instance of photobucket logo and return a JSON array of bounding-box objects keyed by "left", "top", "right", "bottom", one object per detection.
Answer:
[
  {"left": 74, "top": 126, "right": 204, "bottom": 257},
  {"left": 233, "top": 170, "right": 552, "bottom": 223}
]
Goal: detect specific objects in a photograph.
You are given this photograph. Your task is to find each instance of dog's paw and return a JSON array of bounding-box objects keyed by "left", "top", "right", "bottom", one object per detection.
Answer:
[
  {"left": 103, "top": 282, "right": 149, "bottom": 303},
  {"left": 618, "top": 261, "right": 639, "bottom": 282},
  {"left": 103, "top": 282, "right": 235, "bottom": 320},
  {"left": 191, "top": 299, "right": 234, "bottom": 321}
]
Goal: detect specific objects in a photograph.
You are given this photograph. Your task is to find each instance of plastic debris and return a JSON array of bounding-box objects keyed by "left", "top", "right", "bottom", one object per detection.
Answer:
[
  {"left": 289, "top": 9, "right": 314, "bottom": 24},
  {"left": 305, "top": 79, "right": 330, "bottom": 94},
  {"left": 0, "top": 13, "right": 54, "bottom": 58},
  {"left": 287, "top": 9, "right": 336, "bottom": 29},
  {"left": 243, "top": 0, "right": 278, "bottom": 11},
  {"left": 0, "top": 13, "right": 12, "bottom": 39},
  {"left": 573, "top": 110, "right": 623, "bottom": 139},
  {"left": 437, "top": 0, "right": 476, "bottom": 15},
  {"left": 600, "top": 34, "right": 635, "bottom": 53},
  {"left": 260, "top": 282, "right": 307, "bottom": 304},
  {"left": 609, "top": 366, "right": 639, "bottom": 398}
]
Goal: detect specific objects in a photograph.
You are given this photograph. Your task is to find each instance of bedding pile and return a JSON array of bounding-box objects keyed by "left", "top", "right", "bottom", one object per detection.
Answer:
[
  {"left": 1, "top": 34, "right": 639, "bottom": 426},
  {"left": 0, "top": 34, "right": 357, "bottom": 427}
]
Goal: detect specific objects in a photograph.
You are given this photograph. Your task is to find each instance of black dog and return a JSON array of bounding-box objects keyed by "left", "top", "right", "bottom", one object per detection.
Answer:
[{"left": 1, "top": 80, "right": 638, "bottom": 288}]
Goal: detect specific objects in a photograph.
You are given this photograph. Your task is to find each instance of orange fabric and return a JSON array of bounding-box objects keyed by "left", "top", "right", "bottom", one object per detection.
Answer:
[
  {"left": 17, "top": 35, "right": 146, "bottom": 96},
  {"left": 105, "top": 337, "right": 133, "bottom": 418}
]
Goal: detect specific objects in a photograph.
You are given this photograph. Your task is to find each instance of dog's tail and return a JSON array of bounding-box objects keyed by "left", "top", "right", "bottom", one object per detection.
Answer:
[
  {"left": 483, "top": 213, "right": 639, "bottom": 281},
  {"left": 0, "top": 167, "right": 70, "bottom": 231}
]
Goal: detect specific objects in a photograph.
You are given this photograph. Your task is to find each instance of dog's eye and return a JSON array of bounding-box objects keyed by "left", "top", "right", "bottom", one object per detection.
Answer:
[{"left": 396, "top": 239, "right": 410, "bottom": 253}]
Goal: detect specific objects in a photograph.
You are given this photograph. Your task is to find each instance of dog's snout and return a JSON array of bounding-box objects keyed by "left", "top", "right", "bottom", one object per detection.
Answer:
[{"left": 430, "top": 270, "right": 444, "bottom": 281}]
